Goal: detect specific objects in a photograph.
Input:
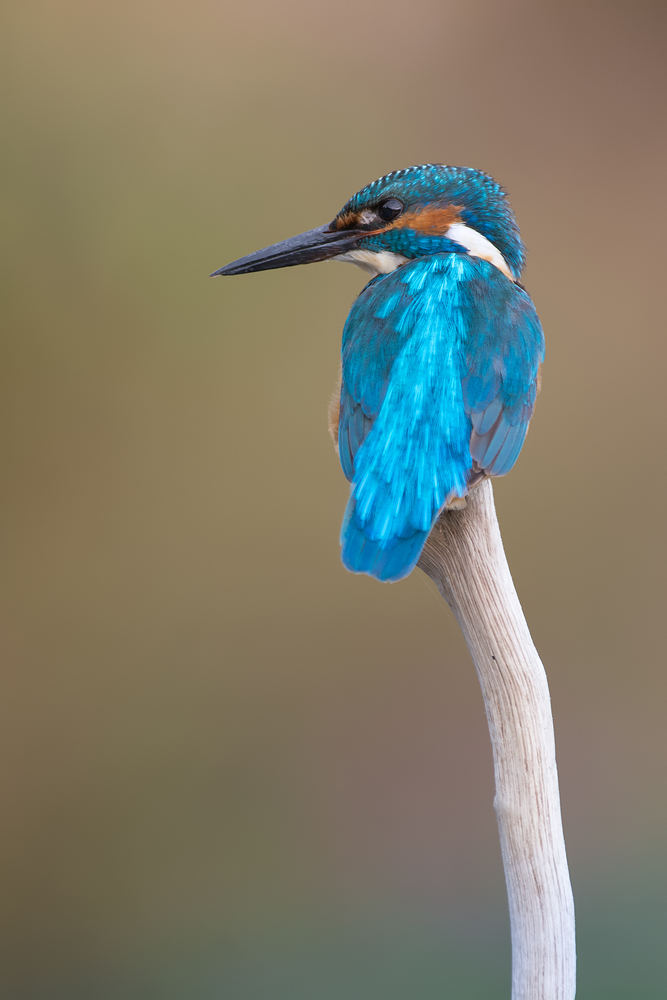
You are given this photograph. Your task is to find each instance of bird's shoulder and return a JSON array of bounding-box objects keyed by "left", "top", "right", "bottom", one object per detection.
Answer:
[
  {"left": 347, "top": 252, "right": 531, "bottom": 326},
  {"left": 342, "top": 252, "right": 536, "bottom": 377}
]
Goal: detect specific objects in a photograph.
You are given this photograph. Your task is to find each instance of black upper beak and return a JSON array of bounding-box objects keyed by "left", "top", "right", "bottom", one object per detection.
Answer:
[{"left": 210, "top": 223, "right": 367, "bottom": 276}]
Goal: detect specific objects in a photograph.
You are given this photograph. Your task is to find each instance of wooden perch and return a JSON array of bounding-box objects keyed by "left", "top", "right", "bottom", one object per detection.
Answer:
[{"left": 418, "top": 479, "right": 576, "bottom": 1000}]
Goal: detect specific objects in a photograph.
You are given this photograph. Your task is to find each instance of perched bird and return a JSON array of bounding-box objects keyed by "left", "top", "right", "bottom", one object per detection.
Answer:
[{"left": 212, "top": 164, "right": 544, "bottom": 583}]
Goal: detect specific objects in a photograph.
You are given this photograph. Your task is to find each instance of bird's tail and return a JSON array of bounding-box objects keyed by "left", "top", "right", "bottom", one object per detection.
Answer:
[{"left": 340, "top": 495, "right": 430, "bottom": 583}]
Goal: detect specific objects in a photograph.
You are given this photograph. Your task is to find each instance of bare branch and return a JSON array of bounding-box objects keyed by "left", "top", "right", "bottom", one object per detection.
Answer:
[{"left": 419, "top": 479, "right": 576, "bottom": 1000}]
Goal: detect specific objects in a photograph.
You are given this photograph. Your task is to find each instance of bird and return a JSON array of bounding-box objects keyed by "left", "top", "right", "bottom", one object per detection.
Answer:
[{"left": 212, "top": 164, "right": 544, "bottom": 583}]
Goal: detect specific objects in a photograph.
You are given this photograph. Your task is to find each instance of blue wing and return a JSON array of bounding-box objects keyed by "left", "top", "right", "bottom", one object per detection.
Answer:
[
  {"left": 461, "top": 264, "right": 544, "bottom": 480},
  {"left": 337, "top": 254, "right": 544, "bottom": 583}
]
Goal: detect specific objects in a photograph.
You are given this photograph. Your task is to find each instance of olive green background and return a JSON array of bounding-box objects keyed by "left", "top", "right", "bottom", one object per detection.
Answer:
[{"left": 2, "top": 1, "right": 666, "bottom": 996}]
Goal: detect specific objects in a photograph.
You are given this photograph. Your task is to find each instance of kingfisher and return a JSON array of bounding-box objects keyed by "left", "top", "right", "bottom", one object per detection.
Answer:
[{"left": 212, "top": 164, "right": 544, "bottom": 583}]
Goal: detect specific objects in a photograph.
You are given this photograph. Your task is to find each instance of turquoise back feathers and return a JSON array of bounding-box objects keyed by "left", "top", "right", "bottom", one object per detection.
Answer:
[{"left": 337, "top": 252, "right": 543, "bottom": 581}]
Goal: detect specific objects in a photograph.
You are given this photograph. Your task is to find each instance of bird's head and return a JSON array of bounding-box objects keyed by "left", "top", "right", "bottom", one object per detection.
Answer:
[{"left": 213, "top": 164, "right": 525, "bottom": 283}]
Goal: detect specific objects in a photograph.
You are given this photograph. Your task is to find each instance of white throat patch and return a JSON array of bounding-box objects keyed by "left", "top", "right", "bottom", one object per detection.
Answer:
[
  {"left": 446, "top": 223, "right": 513, "bottom": 280},
  {"left": 334, "top": 249, "right": 408, "bottom": 278}
]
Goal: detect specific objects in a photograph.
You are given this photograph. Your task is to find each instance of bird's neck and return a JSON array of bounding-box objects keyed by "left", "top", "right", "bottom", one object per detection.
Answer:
[{"left": 337, "top": 225, "right": 514, "bottom": 282}]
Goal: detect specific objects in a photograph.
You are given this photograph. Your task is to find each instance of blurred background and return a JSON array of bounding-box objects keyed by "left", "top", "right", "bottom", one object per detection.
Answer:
[{"left": 1, "top": 0, "right": 666, "bottom": 996}]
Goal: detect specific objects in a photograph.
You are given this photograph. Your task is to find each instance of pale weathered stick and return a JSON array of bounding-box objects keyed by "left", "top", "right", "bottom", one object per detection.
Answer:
[{"left": 418, "top": 479, "right": 576, "bottom": 1000}]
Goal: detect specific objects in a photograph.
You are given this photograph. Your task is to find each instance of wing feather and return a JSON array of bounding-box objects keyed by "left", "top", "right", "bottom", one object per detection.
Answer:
[
  {"left": 462, "top": 266, "right": 543, "bottom": 480},
  {"left": 336, "top": 255, "right": 544, "bottom": 582}
]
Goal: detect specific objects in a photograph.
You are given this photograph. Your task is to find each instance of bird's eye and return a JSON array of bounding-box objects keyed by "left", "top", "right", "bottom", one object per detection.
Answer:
[{"left": 377, "top": 198, "right": 404, "bottom": 222}]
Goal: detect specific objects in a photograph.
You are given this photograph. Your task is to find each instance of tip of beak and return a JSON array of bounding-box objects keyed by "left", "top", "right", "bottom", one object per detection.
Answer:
[{"left": 209, "top": 224, "right": 367, "bottom": 279}]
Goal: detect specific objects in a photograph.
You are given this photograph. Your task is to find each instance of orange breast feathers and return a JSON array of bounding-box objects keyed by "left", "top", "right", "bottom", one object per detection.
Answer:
[{"left": 328, "top": 363, "right": 342, "bottom": 451}]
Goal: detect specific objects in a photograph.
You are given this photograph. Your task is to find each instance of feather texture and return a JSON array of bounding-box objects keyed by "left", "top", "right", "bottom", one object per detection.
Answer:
[{"left": 337, "top": 254, "right": 544, "bottom": 582}]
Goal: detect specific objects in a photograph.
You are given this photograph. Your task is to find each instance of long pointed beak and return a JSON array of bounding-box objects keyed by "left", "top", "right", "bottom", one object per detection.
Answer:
[{"left": 210, "top": 223, "right": 367, "bottom": 276}]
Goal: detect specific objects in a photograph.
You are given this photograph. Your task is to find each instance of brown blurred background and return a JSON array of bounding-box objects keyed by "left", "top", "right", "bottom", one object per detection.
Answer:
[{"left": 1, "top": 1, "right": 666, "bottom": 996}]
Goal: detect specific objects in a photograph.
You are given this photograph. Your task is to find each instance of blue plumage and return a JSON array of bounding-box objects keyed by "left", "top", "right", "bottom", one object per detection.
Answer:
[
  {"left": 338, "top": 254, "right": 543, "bottom": 581},
  {"left": 213, "top": 163, "right": 545, "bottom": 583}
]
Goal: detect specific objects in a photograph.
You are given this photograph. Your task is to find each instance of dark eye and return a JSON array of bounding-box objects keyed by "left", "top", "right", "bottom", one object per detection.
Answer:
[{"left": 378, "top": 198, "right": 403, "bottom": 222}]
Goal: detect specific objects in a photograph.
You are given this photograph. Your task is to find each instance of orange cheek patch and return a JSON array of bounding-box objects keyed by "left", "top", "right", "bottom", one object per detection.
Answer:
[{"left": 393, "top": 204, "right": 463, "bottom": 235}]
